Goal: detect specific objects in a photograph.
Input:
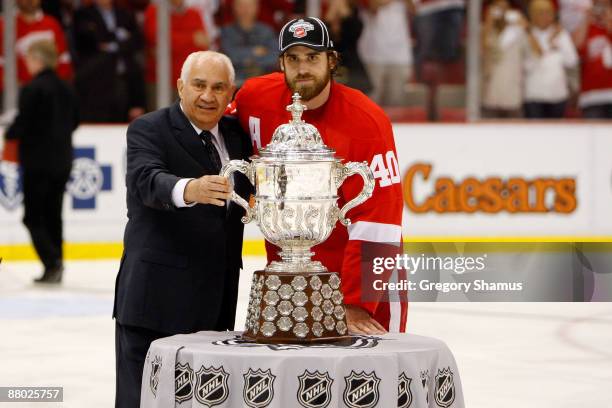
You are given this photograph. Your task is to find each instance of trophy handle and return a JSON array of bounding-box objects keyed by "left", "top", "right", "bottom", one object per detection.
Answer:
[
  {"left": 335, "top": 161, "right": 375, "bottom": 226},
  {"left": 220, "top": 160, "right": 256, "bottom": 224}
]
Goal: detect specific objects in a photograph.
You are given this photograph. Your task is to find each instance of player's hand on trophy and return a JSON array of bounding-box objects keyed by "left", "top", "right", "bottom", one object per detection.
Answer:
[
  {"left": 345, "top": 305, "right": 387, "bottom": 335},
  {"left": 184, "top": 175, "right": 231, "bottom": 206}
]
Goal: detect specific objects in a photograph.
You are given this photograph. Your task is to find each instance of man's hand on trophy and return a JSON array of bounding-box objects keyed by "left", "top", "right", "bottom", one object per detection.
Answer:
[
  {"left": 345, "top": 305, "right": 387, "bottom": 335},
  {"left": 184, "top": 176, "right": 232, "bottom": 206}
]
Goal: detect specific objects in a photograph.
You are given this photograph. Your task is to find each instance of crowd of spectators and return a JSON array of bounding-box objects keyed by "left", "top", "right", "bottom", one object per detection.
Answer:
[
  {"left": 482, "top": 0, "right": 612, "bottom": 119},
  {"left": 0, "top": 0, "right": 610, "bottom": 122}
]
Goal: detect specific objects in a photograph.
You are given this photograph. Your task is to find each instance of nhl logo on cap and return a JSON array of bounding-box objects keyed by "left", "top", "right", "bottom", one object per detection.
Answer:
[{"left": 290, "top": 19, "right": 315, "bottom": 38}]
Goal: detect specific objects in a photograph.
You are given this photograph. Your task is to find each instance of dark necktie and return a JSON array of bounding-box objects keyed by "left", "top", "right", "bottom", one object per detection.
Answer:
[{"left": 199, "top": 130, "right": 222, "bottom": 173}]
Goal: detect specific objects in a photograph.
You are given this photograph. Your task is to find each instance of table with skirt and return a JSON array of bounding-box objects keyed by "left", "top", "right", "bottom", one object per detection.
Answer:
[{"left": 140, "top": 331, "right": 465, "bottom": 408}]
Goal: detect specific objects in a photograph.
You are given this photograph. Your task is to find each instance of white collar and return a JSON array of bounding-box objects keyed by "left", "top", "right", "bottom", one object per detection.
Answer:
[{"left": 180, "top": 103, "right": 220, "bottom": 141}]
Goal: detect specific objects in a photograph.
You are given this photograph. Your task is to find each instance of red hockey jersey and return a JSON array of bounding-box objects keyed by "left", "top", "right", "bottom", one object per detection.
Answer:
[
  {"left": 143, "top": 4, "right": 207, "bottom": 86},
  {"left": 0, "top": 11, "right": 72, "bottom": 89},
  {"left": 232, "top": 72, "right": 407, "bottom": 332},
  {"left": 578, "top": 23, "right": 612, "bottom": 108}
]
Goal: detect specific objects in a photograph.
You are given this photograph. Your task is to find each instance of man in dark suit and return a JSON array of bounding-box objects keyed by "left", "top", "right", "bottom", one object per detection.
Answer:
[
  {"left": 73, "top": 0, "right": 145, "bottom": 122},
  {"left": 5, "top": 39, "right": 79, "bottom": 284},
  {"left": 112, "top": 51, "right": 253, "bottom": 408}
]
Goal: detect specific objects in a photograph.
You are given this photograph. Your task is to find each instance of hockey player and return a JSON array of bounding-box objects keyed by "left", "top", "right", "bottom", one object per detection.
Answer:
[{"left": 231, "top": 17, "right": 407, "bottom": 334}]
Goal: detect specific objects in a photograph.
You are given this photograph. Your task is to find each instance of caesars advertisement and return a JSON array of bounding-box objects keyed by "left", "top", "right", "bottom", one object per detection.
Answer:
[{"left": 1, "top": 123, "right": 611, "bottom": 247}]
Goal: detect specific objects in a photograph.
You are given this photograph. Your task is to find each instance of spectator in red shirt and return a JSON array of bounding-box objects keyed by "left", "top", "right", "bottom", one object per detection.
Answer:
[
  {"left": 558, "top": 0, "right": 593, "bottom": 35},
  {"left": 0, "top": 0, "right": 72, "bottom": 91},
  {"left": 573, "top": 0, "right": 612, "bottom": 118},
  {"left": 143, "top": 0, "right": 209, "bottom": 110}
]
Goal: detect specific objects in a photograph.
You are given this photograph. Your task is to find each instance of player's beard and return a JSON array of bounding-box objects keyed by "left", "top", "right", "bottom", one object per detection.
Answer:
[{"left": 285, "top": 70, "right": 331, "bottom": 101}]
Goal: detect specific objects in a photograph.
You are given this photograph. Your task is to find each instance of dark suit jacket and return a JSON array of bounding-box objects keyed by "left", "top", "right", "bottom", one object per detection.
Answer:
[
  {"left": 6, "top": 69, "right": 78, "bottom": 173},
  {"left": 113, "top": 102, "right": 253, "bottom": 334},
  {"left": 73, "top": 4, "right": 145, "bottom": 120}
]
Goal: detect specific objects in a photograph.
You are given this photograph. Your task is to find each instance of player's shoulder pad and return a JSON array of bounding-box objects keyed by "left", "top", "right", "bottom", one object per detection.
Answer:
[
  {"left": 239, "top": 72, "right": 285, "bottom": 96},
  {"left": 340, "top": 85, "right": 388, "bottom": 118},
  {"left": 335, "top": 84, "right": 393, "bottom": 141}
]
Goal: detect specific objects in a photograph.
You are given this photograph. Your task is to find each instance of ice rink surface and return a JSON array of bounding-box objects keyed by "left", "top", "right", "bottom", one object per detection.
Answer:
[{"left": 1, "top": 257, "right": 611, "bottom": 408}]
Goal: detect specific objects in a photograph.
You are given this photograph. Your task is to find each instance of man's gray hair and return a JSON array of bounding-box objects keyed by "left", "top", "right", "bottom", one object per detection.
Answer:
[{"left": 180, "top": 51, "right": 235, "bottom": 85}]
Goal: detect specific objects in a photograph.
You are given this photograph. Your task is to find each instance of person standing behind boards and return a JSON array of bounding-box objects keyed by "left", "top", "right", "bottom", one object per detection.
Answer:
[{"left": 5, "top": 39, "right": 79, "bottom": 284}]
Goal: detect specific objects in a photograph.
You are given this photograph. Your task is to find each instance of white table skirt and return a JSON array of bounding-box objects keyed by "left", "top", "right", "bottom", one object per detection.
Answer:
[{"left": 141, "top": 331, "right": 464, "bottom": 408}]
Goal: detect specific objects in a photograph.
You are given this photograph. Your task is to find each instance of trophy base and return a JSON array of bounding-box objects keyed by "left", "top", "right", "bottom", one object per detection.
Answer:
[
  {"left": 243, "top": 269, "right": 349, "bottom": 344},
  {"left": 240, "top": 331, "right": 351, "bottom": 344}
]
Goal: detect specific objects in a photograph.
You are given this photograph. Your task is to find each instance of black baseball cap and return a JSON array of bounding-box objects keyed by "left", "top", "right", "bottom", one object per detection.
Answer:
[{"left": 278, "top": 17, "right": 334, "bottom": 54}]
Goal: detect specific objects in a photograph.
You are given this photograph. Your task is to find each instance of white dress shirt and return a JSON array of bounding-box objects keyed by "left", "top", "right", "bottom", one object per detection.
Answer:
[{"left": 171, "top": 105, "right": 230, "bottom": 207}]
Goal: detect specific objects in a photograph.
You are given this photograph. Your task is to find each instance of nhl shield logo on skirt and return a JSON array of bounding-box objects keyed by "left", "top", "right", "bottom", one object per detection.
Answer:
[
  {"left": 297, "top": 370, "right": 333, "bottom": 408},
  {"left": 174, "top": 362, "right": 195, "bottom": 403},
  {"left": 149, "top": 355, "right": 162, "bottom": 397},
  {"left": 195, "top": 365, "right": 230, "bottom": 407},
  {"left": 343, "top": 370, "right": 381, "bottom": 408},
  {"left": 398, "top": 372, "right": 413, "bottom": 408},
  {"left": 434, "top": 368, "right": 455, "bottom": 408},
  {"left": 243, "top": 368, "right": 276, "bottom": 408},
  {"left": 421, "top": 370, "right": 431, "bottom": 404}
]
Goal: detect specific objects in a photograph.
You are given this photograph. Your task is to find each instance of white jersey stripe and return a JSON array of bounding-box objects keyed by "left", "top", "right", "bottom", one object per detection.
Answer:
[
  {"left": 579, "top": 88, "right": 612, "bottom": 107},
  {"left": 347, "top": 221, "right": 402, "bottom": 244},
  {"left": 389, "top": 268, "right": 401, "bottom": 332},
  {"left": 390, "top": 300, "right": 402, "bottom": 332}
]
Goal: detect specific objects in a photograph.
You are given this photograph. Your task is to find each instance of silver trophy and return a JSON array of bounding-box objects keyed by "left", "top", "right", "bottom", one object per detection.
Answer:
[{"left": 222, "top": 93, "right": 375, "bottom": 343}]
